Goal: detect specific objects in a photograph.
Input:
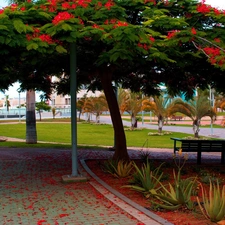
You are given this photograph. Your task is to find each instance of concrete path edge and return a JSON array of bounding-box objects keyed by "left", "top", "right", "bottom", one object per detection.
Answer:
[{"left": 80, "top": 159, "right": 173, "bottom": 225}]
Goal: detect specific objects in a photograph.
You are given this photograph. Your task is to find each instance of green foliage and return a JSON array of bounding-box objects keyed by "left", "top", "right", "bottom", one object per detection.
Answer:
[
  {"left": 150, "top": 170, "right": 197, "bottom": 210},
  {"left": 13, "top": 19, "right": 32, "bottom": 33},
  {"left": 0, "top": 25, "right": 8, "bottom": 31},
  {"left": 150, "top": 151, "right": 197, "bottom": 210},
  {"left": 123, "top": 160, "right": 164, "bottom": 198},
  {"left": 27, "top": 43, "right": 38, "bottom": 51},
  {"left": 197, "top": 180, "right": 225, "bottom": 222},
  {"left": 56, "top": 45, "right": 67, "bottom": 53},
  {"left": 102, "top": 160, "right": 133, "bottom": 178}
]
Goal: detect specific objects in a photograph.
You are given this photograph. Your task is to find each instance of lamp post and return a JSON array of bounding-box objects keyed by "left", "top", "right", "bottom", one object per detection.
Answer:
[
  {"left": 62, "top": 43, "right": 87, "bottom": 182},
  {"left": 18, "top": 91, "right": 21, "bottom": 123},
  {"left": 142, "top": 94, "right": 144, "bottom": 126},
  {"left": 209, "top": 87, "right": 215, "bottom": 136}
]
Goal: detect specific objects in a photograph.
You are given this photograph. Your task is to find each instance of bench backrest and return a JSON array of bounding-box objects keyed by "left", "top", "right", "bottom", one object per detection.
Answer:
[{"left": 181, "top": 141, "right": 224, "bottom": 152}]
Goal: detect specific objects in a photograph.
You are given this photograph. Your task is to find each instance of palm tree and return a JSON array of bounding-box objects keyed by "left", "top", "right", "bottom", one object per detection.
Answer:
[
  {"left": 4, "top": 95, "right": 10, "bottom": 113},
  {"left": 119, "top": 90, "right": 143, "bottom": 129},
  {"left": 77, "top": 94, "right": 87, "bottom": 121},
  {"left": 26, "top": 90, "right": 37, "bottom": 143},
  {"left": 142, "top": 96, "right": 174, "bottom": 133},
  {"left": 169, "top": 95, "right": 216, "bottom": 138},
  {"left": 83, "top": 94, "right": 108, "bottom": 123}
]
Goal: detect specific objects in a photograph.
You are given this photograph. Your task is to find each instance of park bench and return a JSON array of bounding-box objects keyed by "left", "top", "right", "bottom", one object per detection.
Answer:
[
  {"left": 170, "top": 115, "right": 183, "bottom": 121},
  {"left": 171, "top": 137, "right": 225, "bottom": 164}
]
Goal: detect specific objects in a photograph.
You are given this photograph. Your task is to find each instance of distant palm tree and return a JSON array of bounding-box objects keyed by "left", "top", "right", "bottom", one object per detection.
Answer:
[
  {"left": 169, "top": 95, "right": 216, "bottom": 138},
  {"left": 77, "top": 94, "right": 87, "bottom": 121},
  {"left": 142, "top": 96, "right": 174, "bottom": 133},
  {"left": 119, "top": 90, "right": 143, "bottom": 129},
  {"left": 4, "top": 95, "right": 10, "bottom": 112},
  {"left": 83, "top": 94, "right": 108, "bottom": 123}
]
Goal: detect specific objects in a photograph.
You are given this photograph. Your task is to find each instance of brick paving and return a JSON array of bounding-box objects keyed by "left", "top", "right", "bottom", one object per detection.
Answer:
[
  {"left": 0, "top": 146, "right": 222, "bottom": 225},
  {"left": 0, "top": 147, "right": 168, "bottom": 225}
]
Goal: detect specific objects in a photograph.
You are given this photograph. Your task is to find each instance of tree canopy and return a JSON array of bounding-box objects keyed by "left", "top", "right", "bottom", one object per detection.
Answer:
[{"left": 0, "top": 0, "right": 225, "bottom": 159}]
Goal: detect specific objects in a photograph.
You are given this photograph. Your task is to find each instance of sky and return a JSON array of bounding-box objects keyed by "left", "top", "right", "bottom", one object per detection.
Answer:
[{"left": 0, "top": 0, "right": 225, "bottom": 99}]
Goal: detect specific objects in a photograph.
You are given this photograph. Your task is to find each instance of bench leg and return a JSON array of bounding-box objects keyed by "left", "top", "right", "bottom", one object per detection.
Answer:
[
  {"left": 222, "top": 152, "right": 225, "bottom": 164},
  {"left": 197, "top": 152, "right": 201, "bottom": 164}
]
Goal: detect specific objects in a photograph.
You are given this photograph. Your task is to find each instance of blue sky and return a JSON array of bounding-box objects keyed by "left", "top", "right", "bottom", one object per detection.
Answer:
[{"left": 0, "top": 0, "right": 225, "bottom": 99}]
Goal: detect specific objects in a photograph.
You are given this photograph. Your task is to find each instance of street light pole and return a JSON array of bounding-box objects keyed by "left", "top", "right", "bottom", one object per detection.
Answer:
[
  {"left": 210, "top": 87, "right": 215, "bottom": 136},
  {"left": 62, "top": 42, "right": 87, "bottom": 182},
  {"left": 18, "top": 92, "right": 21, "bottom": 123}
]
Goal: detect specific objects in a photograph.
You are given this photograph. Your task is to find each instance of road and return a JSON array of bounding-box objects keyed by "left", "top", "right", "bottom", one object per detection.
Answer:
[{"left": 90, "top": 115, "right": 225, "bottom": 139}]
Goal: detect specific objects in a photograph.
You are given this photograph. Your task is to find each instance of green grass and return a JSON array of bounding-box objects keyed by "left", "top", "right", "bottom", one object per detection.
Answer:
[{"left": 0, "top": 122, "right": 193, "bottom": 148}]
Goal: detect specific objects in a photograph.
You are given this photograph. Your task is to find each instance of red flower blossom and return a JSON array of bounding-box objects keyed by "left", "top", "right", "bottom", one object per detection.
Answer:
[
  {"left": 92, "top": 24, "right": 104, "bottom": 30},
  {"left": 39, "top": 34, "right": 54, "bottom": 44},
  {"left": 97, "top": 1, "right": 102, "bottom": 7},
  {"left": 214, "top": 8, "right": 221, "bottom": 15},
  {"left": 59, "top": 213, "right": 69, "bottom": 218},
  {"left": 77, "top": 0, "right": 91, "bottom": 8},
  {"left": 40, "top": 5, "right": 47, "bottom": 10},
  {"left": 37, "top": 219, "right": 47, "bottom": 225},
  {"left": 196, "top": 3, "right": 211, "bottom": 14},
  {"left": 105, "top": 0, "right": 114, "bottom": 10},
  {"left": 144, "top": 0, "right": 156, "bottom": 5},
  {"left": 62, "top": 2, "right": 71, "bottom": 9},
  {"left": 116, "top": 21, "right": 128, "bottom": 27},
  {"left": 47, "top": 0, "right": 57, "bottom": 6},
  {"left": 0, "top": 9, "right": 4, "bottom": 14},
  {"left": 71, "top": 4, "right": 77, "bottom": 9},
  {"left": 20, "top": 7, "right": 26, "bottom": 11},
  {"left": 167, "top": 30, "right": 180, "bottom": 39},
  {"left": 52, "top": 12, "right": 74, "bottom": 25},
  {"left": 191, "top": 27, "right": 197, "bottom": 35},
  {"left": 149, "top": 36, "right": 155, "bottom": 42},
  {"left": 10, "top": 3, "right": 18, "bottom": 11},
  {"left": 203, "top": 47, "right": 220, "bottom": 56},
  {"left": 138, "top": 43, "right": 149, "bottom": 50},
  {"left": 214, "top": 38, "right": 220, "bottom": 43}
]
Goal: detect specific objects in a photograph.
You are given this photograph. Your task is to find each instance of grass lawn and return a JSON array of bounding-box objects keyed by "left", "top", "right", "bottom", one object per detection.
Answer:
[{"left": 0, "top": 122, "right": 193, "bottom": 149}]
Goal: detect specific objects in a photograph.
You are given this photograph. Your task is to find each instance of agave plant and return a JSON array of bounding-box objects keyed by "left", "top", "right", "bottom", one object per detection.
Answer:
[
  {"left": 102, "top": 159, "right": 134, "bottom": 178},
  {"left": 122, "top": 160, "right": 164, "bottom": 198},
  {"left": 150, "top": 169, "right": 197, "bottom": 210},
  {"left": 197, "top": 180, "right": 225, "bottom": 222}
]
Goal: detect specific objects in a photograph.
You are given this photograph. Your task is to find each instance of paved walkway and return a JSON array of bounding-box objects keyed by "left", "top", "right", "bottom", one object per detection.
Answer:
[
  {"left": 0, "top": 147, "right": 176, "bottom": 225},
  {"left": 0, "top": 145, "right": 223, "bottom": 225},
  {"left": 1, "top": 117, "right": 224, "bottom": 224}
]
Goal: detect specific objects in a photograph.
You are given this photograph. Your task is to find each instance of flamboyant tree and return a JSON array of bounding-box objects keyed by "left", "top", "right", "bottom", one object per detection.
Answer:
[{"left": 1, "top": 0, "right": 225, "bottom": 160}]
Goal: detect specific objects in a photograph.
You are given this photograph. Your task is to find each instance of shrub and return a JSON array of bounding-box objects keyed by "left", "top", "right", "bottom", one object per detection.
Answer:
[
  {"left": 150, "top": 149, "right": 197, "bottom": 210},
  {"left": 123, "top": 160, "right": 164, "bottom": 198},
  {"left": 197, "top": 180, "right": 225, "bottom": 222},
  {"left": 102, "top": 160, "right": 134, "bottom": 178},
  {"left": 150, "top": 170, "right": 197, "bottom": 210}
]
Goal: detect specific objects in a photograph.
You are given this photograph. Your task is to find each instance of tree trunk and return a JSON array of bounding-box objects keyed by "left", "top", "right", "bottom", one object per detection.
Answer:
[
  {"left": 193, "top": 119, "right": 200, "bottom": 138},
  {"left": 96, "top": 113, "right": 100, "bottom": 123},
  {"left": 131, "top": 114, "right": 137, "bottom": 129},
  {"left": 158, "top": 115, "right": 163, "bottom": 133},
  {"left": 38, "top": 111, "right": 42, "bottom": 121},
  {"left": 26, "top": 90, "right": 37, "bottom": 144},
  {"left": 99, "top": 68, "right": 129, "bottom": 161},
  {"left": 78, "top": 111, "right": 81, "bottom": 121}
]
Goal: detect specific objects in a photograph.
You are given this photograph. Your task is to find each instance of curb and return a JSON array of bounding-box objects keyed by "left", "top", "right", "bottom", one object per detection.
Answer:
[{"left": 80, "top": 159, "right": 173, "bottom": 225}]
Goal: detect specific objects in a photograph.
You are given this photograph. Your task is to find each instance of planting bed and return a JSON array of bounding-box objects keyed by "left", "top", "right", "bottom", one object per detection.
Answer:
[{"left": 86, "top": 159, "right": 225, "bottom": 225}]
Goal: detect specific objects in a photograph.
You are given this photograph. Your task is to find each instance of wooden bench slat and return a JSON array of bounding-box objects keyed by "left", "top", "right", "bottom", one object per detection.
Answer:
[{"left": 170, "top": 137, "right": 225, "bottom": 164}]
